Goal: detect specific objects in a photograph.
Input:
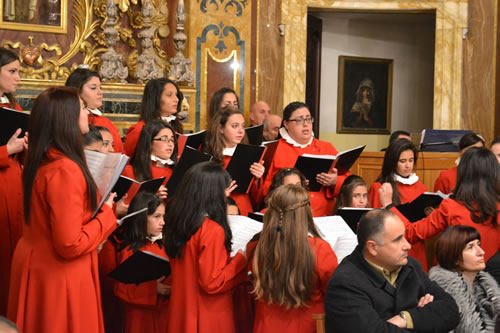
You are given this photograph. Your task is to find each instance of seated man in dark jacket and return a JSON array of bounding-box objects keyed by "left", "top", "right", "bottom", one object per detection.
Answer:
[{"left": 325, "top": 209, "right": 459, "bottom": 332}]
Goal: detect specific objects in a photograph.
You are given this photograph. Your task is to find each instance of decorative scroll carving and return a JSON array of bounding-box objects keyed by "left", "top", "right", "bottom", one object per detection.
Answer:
[
  {"left": 99, "top": 0, "right": 128, "bottom": 82},
  {"left": 168, "top": 0, "right": 194, "bottom": 86}
]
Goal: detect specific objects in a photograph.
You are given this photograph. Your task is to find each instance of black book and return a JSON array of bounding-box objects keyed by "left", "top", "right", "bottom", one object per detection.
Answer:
[
  {"left": 245, "top": 124, "right": 264, "bottom": 146},
  {"left": 336, "top": 207, "right": 372, "bottom": 234},
  {"left": 396, "top": 191, "right": 450, "bottom": 222},
  {"left": 247, "top": 212, "right": 264, "bottom": 223},
  {"left": 226, "top": 144, "right": 266, "bottom": 194},
  {"left": 166, "top": 146, "right": 212, "bottom": 197},
  {"left": 294, "top": 145, "right": 365, "bottom": 192},
  {"left": 176, "top": 130, "right": 206, "bottom": 156},
  {"left": 0, "top": 107, "right": 29, "bottom": 146},
  {"left": 109, "top": 250, "right": 171, "bottom": 284},
  {"left": 261, "top": 140, "right": 279, "bottom": 181},
  {"left": 112, "top": 176, "right": 166, "bottom": 202}
]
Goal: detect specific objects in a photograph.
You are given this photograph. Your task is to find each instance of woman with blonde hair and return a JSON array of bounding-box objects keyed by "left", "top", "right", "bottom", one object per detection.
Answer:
[{"left": 249, "top": 184, "right": 338, "bottom": 332}]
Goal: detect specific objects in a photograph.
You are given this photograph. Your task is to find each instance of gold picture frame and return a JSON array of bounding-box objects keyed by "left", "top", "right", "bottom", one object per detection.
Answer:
[
  {"left": 0, "top": 0, "right": 67, "bottom": 34},
  {"left": 337, "top": 56, "right": 393, "bottom": 135}
]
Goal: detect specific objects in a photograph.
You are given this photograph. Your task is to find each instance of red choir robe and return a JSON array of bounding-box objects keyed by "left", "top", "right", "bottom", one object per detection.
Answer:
[
  {"left": 392, "top": 199, "right": 500, "bottom": 264},
  {"left": 259, "top": 138, "right": 348, "bottom": 217},
  {"left": 247, "top": 237, "right": 338, "bottom": 333},
  {"left": 369, "top": 179, "right": 428, "bottom": 270},
  {"left": 222, "top": 155, "right": 258, "bottom": 217},
  {"left": 88, "top": 113, "right": 124, "bottom": 153},
  {"left": 0, "top": 102, "right": 23, "bottom": 316},
  {"left": 8, "top": 149, "right": 117, "bottom": 333},
  {"left": 166, "top": 217, "right": 248, "bottom": 333},
  {"left": 124, "top": 121, "right": 145, "bottom": 157},
  {"left": 114, "top": 241, "right": 169, "bottom": 333},
  {"left": 433, "top": 166, "right": 457, "bottom": 194}
]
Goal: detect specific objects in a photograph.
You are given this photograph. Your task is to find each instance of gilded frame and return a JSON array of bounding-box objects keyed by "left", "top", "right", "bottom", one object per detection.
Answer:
[
  {"left": 0, "top": 0, "right": 67, "bottom": 34},
  {"left": 337, "top": 56, "right": 393, "bottom": 135}
]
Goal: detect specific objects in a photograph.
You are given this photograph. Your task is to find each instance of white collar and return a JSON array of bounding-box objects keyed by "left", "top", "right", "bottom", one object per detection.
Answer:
[
  {"left": 162, "top": 115, "right": 176, "bottom": 123},
  {"left": 393, "top": 173, "right": 419, "bottom": 185},
  {"left": 223, "top": 146, "right": 236, "bottom": 156},
  {"left": 0, "top": 95, "right": 9, "bottom": 104},
  {"left": 87, "top": 108, "right": 102, "bottom": 116},
  {"left": 279, "top": 127, "right": 314, "bottom": 148},
  {"left": 147, "top": 234, "right": 163, "bottom": 244},
  {"left": 151, "top": 155, "right": 174, "bottom": 167}
]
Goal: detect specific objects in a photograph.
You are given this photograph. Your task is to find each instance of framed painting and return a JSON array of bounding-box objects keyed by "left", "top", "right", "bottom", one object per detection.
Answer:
[
  {"left": 0, "top": 0, "right": 67, "bottom": 34},
  {"left": 337, "top": 56, "right": 393, "bottom": 134}
]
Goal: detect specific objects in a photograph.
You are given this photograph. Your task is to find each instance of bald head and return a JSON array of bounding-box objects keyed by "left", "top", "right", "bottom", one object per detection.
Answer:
[
  {"left": 263, "top": 114, "right": 282, "bottom": 141},
  {"left": 0, "top": 317, "right": 18, "bottom": 333},
  {"left": 250, "top": 101, "right": 271, "bottom": 126}
]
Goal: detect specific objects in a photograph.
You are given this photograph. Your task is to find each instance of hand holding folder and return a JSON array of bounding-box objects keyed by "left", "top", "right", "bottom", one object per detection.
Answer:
[{"left": 225, "top": 144, "right": 267, "bottom": 193}]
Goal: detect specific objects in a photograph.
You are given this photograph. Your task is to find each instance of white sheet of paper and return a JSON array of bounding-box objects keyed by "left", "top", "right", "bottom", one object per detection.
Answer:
[
  {"left": 228, "top": 215, "right": 263, "bottom": 257},
  {"left": 313, "top": 216, "right": 358, "bottom": 262}
]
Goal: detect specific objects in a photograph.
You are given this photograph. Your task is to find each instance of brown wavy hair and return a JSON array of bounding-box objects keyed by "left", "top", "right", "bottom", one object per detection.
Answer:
[{"left": 252, "top": 184, "right": 320, "bottom": 308}]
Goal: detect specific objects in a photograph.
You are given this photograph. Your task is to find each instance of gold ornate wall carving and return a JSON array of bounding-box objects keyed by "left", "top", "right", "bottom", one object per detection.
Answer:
[{"left": 280, "top": 0, "right": 468, "bottom": 131}]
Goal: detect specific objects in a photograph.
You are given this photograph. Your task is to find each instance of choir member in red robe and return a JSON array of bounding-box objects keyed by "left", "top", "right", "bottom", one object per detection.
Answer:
[
  {"left": 0, "top": 47, "right": 24, "bottom": 317},
  {"left": 259, "top": 102, "right": 348, "bottom": 217},
  {"left": 165, "top": 162, "right": 248, "bottom": 333},
  {"left": 379, "top": 147, "right": 500, "bottom": 267},
  {"left": 66, "top": 67, "right": 124, "bottom": 153},
  {"left": 112, "top": 192, "right": 170, "bottom": 333},
  {"left": 122, "top": 120, "right": 177, "bottom": 202},
  {"left": 433, "top": 133, "right": 484, "bottom": 194},
  {"left": 248, "top": 184, "right": 338, "bottom": 332},
  {"left": 368, "top": 139, "right": 428, "bottom": 269},
  {"left": 207, "top": 87, "right": 239, "bottom": 124},
  {"left": 124, "top": 78, "right": 184, "bottom": 157},
  {"left": 204, "top": 106, "right": 265, "bottom": 216},
  {"left": 7, "top": 87, "right": 118, "bottom": 333}
]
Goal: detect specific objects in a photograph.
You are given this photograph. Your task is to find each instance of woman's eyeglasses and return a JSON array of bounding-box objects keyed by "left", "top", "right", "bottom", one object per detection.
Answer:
[
  {"left": 288, "top": 117, "right": 314, "bottom": 125},
  {"left": 153, "top": 136, "right": 175, "bottom": 144}
]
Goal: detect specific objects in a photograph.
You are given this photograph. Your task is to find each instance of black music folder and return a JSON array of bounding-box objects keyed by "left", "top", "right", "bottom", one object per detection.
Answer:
[
  {"left": 109, "top": 250, "right": 171, "bottom": 284},
  {"left": 245, "top": 124, "right": 264, "bottom": 146},
  {"left": 226, "top": 143, "right": 266, "bottom": 193},
  {"left": 261, "top": 140, "right": 279, "bottom": 181},
  {"left": 336, "top": 207, "right": 372, "bottom": 234},
  {"left": 247, "top": 212, "right": 264, "bottom": 223},
  {"left": 166, "top": 146, "right": 212, "bottom": 197},
  {"left": 294, "top": 145, "right": 365, "bottom": 192},
  {"left": 0, "top": 107, "right": 29, "bottom": 146},
  {"left": 176, "top": 130, "right": 206, "bottom": 156},
  {"left": 112, "top": 176, "right": 166, "bottom": 202},
  {"left": 396, "top": 191, "right": 449, "bottom": 222}
]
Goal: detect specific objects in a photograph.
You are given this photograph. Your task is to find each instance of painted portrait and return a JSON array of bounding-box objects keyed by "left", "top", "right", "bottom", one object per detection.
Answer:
[{"left": 1, "top": 0, "right": 66, "bottom": 33}]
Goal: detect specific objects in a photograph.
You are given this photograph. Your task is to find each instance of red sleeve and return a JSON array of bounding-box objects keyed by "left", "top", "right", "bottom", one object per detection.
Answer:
[
  {"left": 198, "top": 220, "right": 248, "bottom": 294},
  {"left": 315, "top": 239, "right": 338, "bottom": 292},
  {"left": 0, "top": 145, "right": 9, "bottom": 168},
  {"left": 46, "top": 162, "right": 117, "bottom": 259},
  {"left": 400, "top": 199, "right": 452, "bottom": 243},
  {"left": 433, "top": 171, "right": 446, "bottom": 193},
  {"left": 124, "top": 122, "right": 144, "bottom": 157},
  {"left": 369, "top": 182, "right": 382, "bottom": 208}
]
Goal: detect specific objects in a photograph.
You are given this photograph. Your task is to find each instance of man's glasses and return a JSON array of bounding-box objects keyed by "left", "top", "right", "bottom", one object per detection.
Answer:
[{"left": 288, "top": 117, "right": 314, "bottom": 125}]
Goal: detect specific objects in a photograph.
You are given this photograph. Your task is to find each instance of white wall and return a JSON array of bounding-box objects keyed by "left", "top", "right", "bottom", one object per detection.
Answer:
[{"left": 314, "top": 13, "right": 435, "bottom": 151}]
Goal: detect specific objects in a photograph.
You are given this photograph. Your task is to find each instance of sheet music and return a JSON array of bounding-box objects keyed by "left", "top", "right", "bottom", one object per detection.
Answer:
[
  {"left": 228, "top": 215, "right": 263, "bottom": 257},
  {"left": 313, "top": 216, "right": 358, "bottom": 262}
]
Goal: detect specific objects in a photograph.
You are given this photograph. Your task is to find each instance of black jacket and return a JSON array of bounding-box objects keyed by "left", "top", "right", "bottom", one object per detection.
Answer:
[{"left": 325, "top": 246, "right": 460, "bottom": 332}]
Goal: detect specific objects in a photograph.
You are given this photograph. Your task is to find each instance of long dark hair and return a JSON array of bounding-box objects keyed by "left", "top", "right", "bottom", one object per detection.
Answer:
[
  {"left": 131, "top": 120, "right": 177, "bottom": 182},
  {"left": 376, "top": 138, "right": 419, "bottom": 205},
  {"left": 115, "top": 192, "right": 165, "bottom": 252},
  {"left": 140, "top": 78, "right": 184, "bottom": 133},
  {"left": 333, "top": 175, "right": 368, "bottom": 214},
  {"left": 165, "top": 161, "right": 232, "bottom": 259},
  {"left": 453, "top": 147, "right": 500, "bottom": 225},
  {"left": 204, "top": 106, "right": 247, "bottom": 164},
  {"left": 23, "top": 87, "right": 97, "bottom": 222},
  {"left": 0, "top": 47, "right": 19, "bottom": 108},
  {"left": 65, "top": 67, "right": 100, "bottom": 92},
  {"left": 83, "top": 125, "right": 103, "bottom": 148},
  {"left": 265, "top": 167, "right": 307, "bottom": 204},
  {"left": 208, "top": 87, "right": 239, "bottom": 121}
]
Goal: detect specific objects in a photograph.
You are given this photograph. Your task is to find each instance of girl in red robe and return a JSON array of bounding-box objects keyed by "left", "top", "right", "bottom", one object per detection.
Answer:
[
  {"left": 165, "top": 161, "right": 248, "bottom": 333},
  {"left": 0, "top": 47, "right": 24, "bottom": 317},
  {"left": 124, "top": 78, "right": 184, "bottom": 157},
  {"left": 332, "top": 174, "right": 369, "bottom": 214},
  {"left": 112, "top": 192, "right": 170, "bottom": 333},
  {"left": 204, "top": 106, "right": 265, "bottom": 216},
  {"left": 7, "top": 87, "right": 118, "bottom": 333},
  {"left": 66, "top": 67, "right": 124, "bottom": 153},
  {"left": 368, "top": 138, "right": 428, "bottom": 269},
  {"left": 258, "top": 102, "right": 348, "bottom": 217},
  {"left": 380, "top": 147, "right": 500, "bottom": 266},
  {"left": 433, "top": 133, "right": 484, "bottom": 194},
  {"left": 248, "top": 184, "right": 338, "bottom": 332}
]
